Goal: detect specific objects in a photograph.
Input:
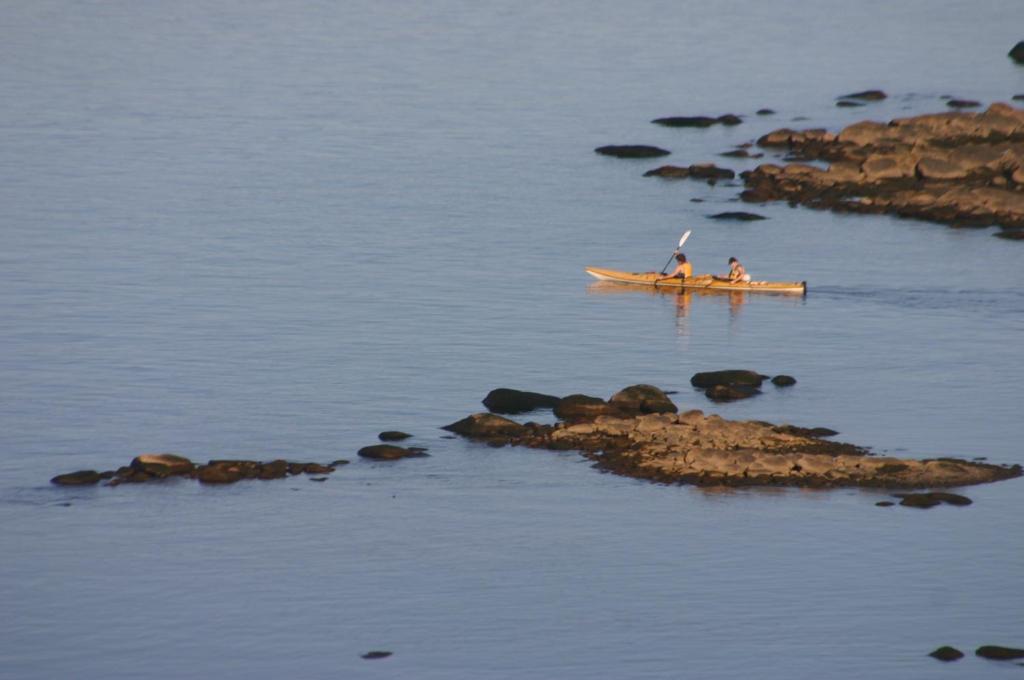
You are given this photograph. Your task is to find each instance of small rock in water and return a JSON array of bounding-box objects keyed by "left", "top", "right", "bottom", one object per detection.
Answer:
[
  {"left": 929, "top": 646, "right": 964, "bottom": 662},
  {"left": 836, "top": 100, "right": 865, "bottom": 108},
  {"left": 50, "top": 470, "right": 102, "bottom": 486},
  {"left": 976, "top": 645, "right": 1024, "bottom": 660},
  {"left": 946, "top": 99, "right": 980, "bottom": 109},
  {"left": 771, "top": 375, "right": 797, "bottom": 386},
  {"left": 309, "top": 477, "right": 328, "bottom": 482},
  {"left": 595, "top": 145, "right": 670, "bottom": 158},
  {"left": 361, "top": 651, "right": 392, "bottom": 660},
  {"left": 837, "top": 89, "right": 887, "bottom": 101},
  {"left": 482, "top": 388, "right": 560, "bottom": 414},
  {"left": 691, "top": 370, "right": 764, "bottom": 389},
  {"left": 608, "top": 384, "right": 677, "bottom": 415},
  {"left": 875, "top": 501, "right": 894, "bottom": 507},
  {"left": 651, "top": 114, "right": 742, "bottom": 128},
  {"left": 756, "top": 108, "right": 775, "bottom": 115},
  {"left": 1009, "top": 41, "right": 1024, "bottom": 64},
  {"left": 1013, "top": 94, "right": 1024, "bottom": 101},
  {"left": 330, "top": 459, "right": 351, "bottom": 466},
  {"left": 896, "top": 491, "right": 973, "bottom": 508},
  {"left": 378, "top": 431, "right": 412, "bottom": 441},
  {"left": 358, "top": 445, "right": 428, "bottom": 461},
  {"left": 554, "top": 394, "right": 612, "bottom": 421},
  {"left": 708, "top": 211, "right": 767, "bottom": 221},
  {"left": 705, "top": 384, "right": 760, "bottom": 402}
]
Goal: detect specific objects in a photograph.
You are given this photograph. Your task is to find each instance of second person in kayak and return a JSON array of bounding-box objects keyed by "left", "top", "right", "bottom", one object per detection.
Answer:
[{"left": 726, "top": 257, "right": 751, "bottom": 283}]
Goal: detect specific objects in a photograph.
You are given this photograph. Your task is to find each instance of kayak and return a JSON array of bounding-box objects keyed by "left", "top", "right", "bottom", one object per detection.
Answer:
[{"left": 585, "top": 267, "right": 807, "bottom": 294}]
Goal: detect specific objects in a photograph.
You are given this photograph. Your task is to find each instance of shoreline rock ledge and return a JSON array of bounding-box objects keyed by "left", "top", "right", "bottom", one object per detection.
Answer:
[
  {"left": 742, "top": 103, "right": 1024, "bottom": 237},
  {"left": 443, "top": 386, "right": 1022, "bottom": 489}
]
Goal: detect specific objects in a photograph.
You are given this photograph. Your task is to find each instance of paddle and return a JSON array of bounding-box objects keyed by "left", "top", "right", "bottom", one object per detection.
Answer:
[{"left": 659, "top": 230, "right": 692, "bottom": 275}]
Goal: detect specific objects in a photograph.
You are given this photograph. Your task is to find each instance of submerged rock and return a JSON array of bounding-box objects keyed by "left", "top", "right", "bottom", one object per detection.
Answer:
[
  {"left": 357, "top": 445, "right": 428, "bottom": 461},
  {"left": 946, "top": 98, "right": 981, "bottom": 109},
  {"left": 482, "top": 388, "right": 560, "bottom": 414},
  {"left": 644, "top": 163, "right": 735, "bottom": 180},
  {"left": 929, "top": 646, "right": 964, "bottom": 662},
  {"left": 771, "top": 375, "right": 797, "bottom": 386},
  {"left": 705, "top": 384, "right": 760, "bottom": 402},
  {"left": 378, "top": 431, "right": 412, "bottom": 441},
  {"left": 896, "top": 491, "right": 973, "bottom": 508},
  {"left": 652, "top": 114, "right": 742, "bottom": 128},
  {"left": 50, "top": 470, "right": 102, "bottom": 486},
  {"left": 361, "top": 651, "right": 393, "bottom": 660},
  {"left": 836, "top": 100, "right": 865, "bottom": 108},
  {"left": 690, "top": 370, "right": 765, "bottom": 388},
  {"left": 708, "top": 211, "right": 767, "bottom": 221},
  {"left": 1010, "top": 41, "right": 1024, "bottom": 64},
  {"left": 757, "top": 108, "right": 775, "bottom": 115},
  {"left": 838, "top": 89, "right": 887, "bottom": 101},
  {"left": 595, "top": 145, "right": 670, "bottom": 158},
  {"left": 976, "top": 645, "right": 1024, "bottom": 660}
]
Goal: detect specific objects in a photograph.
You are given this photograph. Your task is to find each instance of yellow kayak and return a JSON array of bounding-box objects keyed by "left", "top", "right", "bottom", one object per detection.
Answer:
[{"left": 585, "top": 267, "right": 807, "bottom": 294}]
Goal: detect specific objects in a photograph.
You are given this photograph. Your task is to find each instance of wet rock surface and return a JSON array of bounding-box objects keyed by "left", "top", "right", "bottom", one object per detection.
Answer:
[
  {"left": 976, "top": 645, "right": 1024, "bottom": 660},
  {"left": 357, "top": 445, "right": 429, "bottom": 461},
  {"left": 51, "top": 454, "right": 340, "bottom": 487},
  {"left": 644, "top": 163, "right": 735, "bottom": 180},
  {"left": 443, "top": 387, "right": 1022, "bottom": 489},
  {"left": 652, "top": 114, "right": 742, "bottom": 128},
  {"left": 595, "top": 145, "right": 670, "bottom": 158},
  {"left": 482, "top": 387, "right": 560, "bottom": 414},
  {"left": 708, "top": 211, "right": 767, "bottom": 221},
  {"left": 742, "top": 103, "right": 1024, "bottom": 236},
  {"left": 929, "top": 646, "right": 964, "bottom": 662}
]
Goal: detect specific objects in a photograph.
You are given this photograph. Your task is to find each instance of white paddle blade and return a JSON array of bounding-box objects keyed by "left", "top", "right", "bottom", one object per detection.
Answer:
[{"left": 678, "top": 230, "right": 692, "bottom": 249}]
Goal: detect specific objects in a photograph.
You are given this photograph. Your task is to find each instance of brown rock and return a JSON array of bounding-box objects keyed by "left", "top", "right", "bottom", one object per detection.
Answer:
[
  {"left": 358, "top": 445, "right": 426, "bottom": 461},
  {"left": 690, "top": 370, "right": 764, "bottom": 388},
  {"left": 197, "top": 464, "right": 244, "bottom": 485},
  {"left": 917, "top": 155, "right": 968, "bottom": 180},
  {"left": 482, "top": 388, "right": 560, "bottom": 414},
  {"left": 442, "top": 412, "right": 527, "bottom": 437},
  {"left": 705, "top": 384, "right": 760, "bottom": 402},
  {"left": 51, "top": 470, "right": 102, "bottom": 486},
  {"left": 554, "top": 394, "right": 612, "bottom": 421},
  {"left": 130, "top": 453, "right": 194, "bottom": 476},
  {"left": 838, "top": 89, "right": 887, "bottom": 101},
  {"left": 608, "top": 384, "right": 678, "bottom": 415}
]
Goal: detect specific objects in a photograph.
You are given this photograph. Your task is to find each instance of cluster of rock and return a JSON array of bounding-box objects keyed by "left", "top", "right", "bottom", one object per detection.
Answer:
[
  {"left": 51, "top": 453, "right": 341, "bottom": 486},
  {"left": 742, "top": 102, "right": 1024, "bottom": 237},
  {"left": 690, "top": 369, "right": 795, "bottom": 402},
  {"left": 446, "top": 385, "right": 1021, "bottom": 490},
  {"left": 643, "top": 163, "right": 735, "bottom": 181},
  {"left": 930, "top": 644, "right": 1024, "bottom": 663}
]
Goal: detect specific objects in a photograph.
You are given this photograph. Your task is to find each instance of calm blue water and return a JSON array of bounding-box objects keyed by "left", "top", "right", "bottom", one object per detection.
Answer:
[{"left": 2, "top": 1, "right": 1024, "bottom": 678}]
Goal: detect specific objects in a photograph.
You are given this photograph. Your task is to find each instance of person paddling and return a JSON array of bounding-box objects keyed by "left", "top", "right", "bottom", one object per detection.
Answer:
[
  {"left": 726, "top": 257, "right": 751, "bottom": 283},
  {"left": 657, "top": 252, "right": 692, "bottom": 282}
]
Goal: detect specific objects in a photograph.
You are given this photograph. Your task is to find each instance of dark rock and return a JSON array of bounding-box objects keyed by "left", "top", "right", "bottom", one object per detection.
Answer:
[
  {"left": 771, "top": 375, "right": 797, "bottom": 386},
  {"left": 838, "top": 90, "right": 887, "bottom": 101},
  {"left": 442, "top": 413, "right": 527, "bottom": 437},
  {"left": 705, "top": 384, "right": 760, "bottom": 402},
  {"left": 595, "top": 145, "right": 670, "bottom": 158},
  {"left": 836, "top": 100, "right": 865, "bottom": 108},
  {"left": 197, "top": 464, "right": 244, "bottom": 485},
  {"left": 554, "top": 394, "right": 612, "bottom": 421},
  {"left": 1009, "top": 41, "right": 1024, "bottom": 64},
  {"left": 708, "top": 211, "right": 767, "bottom": 221},
  {"left": 688, "top": 164, "right": 735, "bottom": 180},
  {"left": 947, "top": 99, "right": 981, "bottom": 109},
  {"left": 690, "top": 369, "right": 765, "bottom": 388},
  {"left": 644, "top": 165, "right": 690, "bottom": 178},
  {"left": 995, "top": 229, "right": 1024, "bottom": 240},
  {"left": 309, "top": 477, "right": 328, "bottom": 482},
  {"left": 976, "top": 645, "right": 1024, "bottom": 660},
  {"left": 302, "top": 463, "right": 335, "bottom": 474},
  {"left": 897, "top": 491, "right": 973, "bottom": 508},
  {"left": 756, "top": 108, "right": 775, "bottom": 115},
  {"left": 608, "top": 384, "right": 677, "bottom": 415},
  {"left": 720, "top": 149, "right": 751, "bottom": 158},
  {"left": 875, "top": 501, "right": 895, "bottom": 507},
  {"left": 482, "top": 388, "right": 560, "bottom": 414},
  {"left": 1013, "top": 94, "right": 1024, "bottom": 101},
  {"left": 378, "top": 431, "right": 412, "bottom": 441},
  {"left": 258, "top": 459, "right": 289, "bottom": 479},
  {"left": 929, "top": 646, "right": 964, "bottom": 662},
  {"left": 330, "top": 459, "right": 351, "bottom": 466},
  {"left": 357, "top": 445, "right": 427, "bottom": 461},
  {"left": 130, "top": 453, "right": 194, "bottom": 477},
  {"left": 362, "top": 651, "right": 392, "bottom": 660},
  {"left": 51, "top": 470, "right": 102, "bottom": 486},
  {"left": 772, "top": 425, "right": 839, "bottom": 438},
  {"left": 652, "top": 114, "right": 742, "bottom": 128}
]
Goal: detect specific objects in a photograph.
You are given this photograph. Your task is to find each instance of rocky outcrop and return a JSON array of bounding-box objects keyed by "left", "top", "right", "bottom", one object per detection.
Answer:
[
  {"left": 652, "top": 114, "right": 742, "bottom": 128},
  {"left": 742, "top": 103, "right": 1024, "bottom": 236},
  {"left": 482, "top": 388, "right": 560, "bottom": 414},
  {"left": 595, "top": 145, "right": 670, "bottom": 158},
  {"left": 443, "top": 391, "right": 1022, "bottom": 489},
  {"left": 51, "top": 455, "right": 340, "bottom": 487},
  {"left": 644, "top": 164, "right": 735, "bottom": 180}
]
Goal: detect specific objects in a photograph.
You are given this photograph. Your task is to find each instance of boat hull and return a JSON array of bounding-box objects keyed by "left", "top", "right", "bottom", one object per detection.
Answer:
[{"left": 585, "top": 267, "right": 807, "bottom": 294}]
